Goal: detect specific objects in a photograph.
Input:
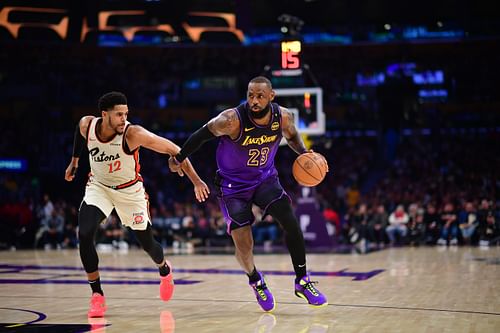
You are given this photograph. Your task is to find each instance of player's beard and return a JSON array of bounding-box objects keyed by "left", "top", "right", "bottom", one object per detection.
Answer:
[
  {"left": 109, "top": 117, "right": 125, "bottom": 134},
  {"left": 249, "top": 103, "right": 271, "bottom": 120}
]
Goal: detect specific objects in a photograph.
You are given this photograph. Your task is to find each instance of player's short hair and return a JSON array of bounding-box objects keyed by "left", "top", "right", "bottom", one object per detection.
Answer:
[
  {"left": 98, "top": 91, "right": 127, "bottom": 112},
  {"left": 249, "top": 76, "right": 272, "bottom": 89}
]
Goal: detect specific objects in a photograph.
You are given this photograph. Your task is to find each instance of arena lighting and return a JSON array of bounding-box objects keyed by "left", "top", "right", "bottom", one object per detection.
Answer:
[
  {"left": 0, "top": 158, "right": 27, "bottom": 172},
  {"left": 0, "top": 7, "right": 68, "bottom": 39},
  {"left": 413, "top": 70, "right": 444, "bottom": 85},
  {"left": 418, "top": 89, "right": 447, "bottom": 98},
  {"left": 182, "top": 12, "right": 244, "bottom": 42},
  {"left": 81, "top": 10, "right": 175, "bottom": 42},
  {"left": 0, "top": 7, "right": 243, "bottom": 44}
]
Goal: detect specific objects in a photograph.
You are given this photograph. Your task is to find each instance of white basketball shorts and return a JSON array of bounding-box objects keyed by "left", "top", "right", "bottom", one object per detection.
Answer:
[{"left": 83, "top": 177, "right": 150, "bottom": 230}]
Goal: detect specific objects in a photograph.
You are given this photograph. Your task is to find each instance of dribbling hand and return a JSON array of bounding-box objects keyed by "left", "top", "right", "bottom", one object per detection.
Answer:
[{"left": 302, "top": 149, "right": 329, "bottom": 173}]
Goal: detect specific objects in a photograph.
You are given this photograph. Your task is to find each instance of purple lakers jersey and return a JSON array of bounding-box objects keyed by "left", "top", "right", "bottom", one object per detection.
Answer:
[{"left": 216, "top": 102, "right": 282, "bottom": 194}]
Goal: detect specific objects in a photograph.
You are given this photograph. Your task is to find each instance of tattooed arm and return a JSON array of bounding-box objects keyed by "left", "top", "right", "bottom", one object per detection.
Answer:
[
  {"left": 281, "top": 107, "right": 307, "bottom": 155},
  {"left": 168, "top": 108, "right": 241, "bottom": 171}
]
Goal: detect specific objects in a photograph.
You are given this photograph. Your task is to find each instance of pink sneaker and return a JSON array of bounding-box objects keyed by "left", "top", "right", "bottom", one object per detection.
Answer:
[
  {"left": 88, "top": 293, "right": 107, "bottom": 318},
  {"left": 160, "top": 261, "right": 174, "bottom": 301},
  {"left": 88, "top": 317, "right": 108, "bottom": 332}
]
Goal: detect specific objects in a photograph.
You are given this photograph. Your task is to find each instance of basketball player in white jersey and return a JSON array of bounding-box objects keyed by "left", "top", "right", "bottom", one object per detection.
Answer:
[{"left": 64, "top": 91, "right": 209, "bottom": 318}]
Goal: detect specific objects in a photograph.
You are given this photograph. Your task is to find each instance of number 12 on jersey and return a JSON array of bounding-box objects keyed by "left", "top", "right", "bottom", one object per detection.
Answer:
[{"left": 108, "top": 161, "right": 122, "bottom": 173}]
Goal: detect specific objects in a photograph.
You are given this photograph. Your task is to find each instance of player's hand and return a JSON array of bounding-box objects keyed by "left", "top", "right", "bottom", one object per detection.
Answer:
[
  {"left": 193, "top": 180, "right": 210, "bottom": 202},
  {"left": 64, "top": 163, "right": 78, "bottom": 181},
  {"left": 168, "top": 156, "right": 184, "bottom": 176},
  {"left": 319, "top": 153, "right": 329, "bottom": 173},
  {"left": 303, "top": 149, "right": 329, "bottom": 173}
]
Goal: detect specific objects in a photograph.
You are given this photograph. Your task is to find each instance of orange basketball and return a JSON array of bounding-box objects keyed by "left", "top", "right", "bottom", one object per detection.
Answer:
[{"left": 292, "top": 152, "right": 328, "bottom": 187}]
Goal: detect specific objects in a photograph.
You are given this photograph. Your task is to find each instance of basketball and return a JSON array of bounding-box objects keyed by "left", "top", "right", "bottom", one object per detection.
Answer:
[{"left": 292, "top": 152, "right": 328, "bottom": 187}]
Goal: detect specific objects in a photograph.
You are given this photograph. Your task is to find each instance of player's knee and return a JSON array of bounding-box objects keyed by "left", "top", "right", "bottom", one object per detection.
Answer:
[
  {"left": 78, "top": 224, "right": 95, "bottom": 244},
  {"left": 231, "top": 226, "right": 254, "bottom": 249},
  {"left": 141, "top": 238, "right": 154, "bottom": 253},
  {"left": 267, "top": 198, "right": 299, "bottom": 229},
  {"left": 78, "top": 202, "right": 105, "bottom": 240},
  {"left": 78, "top": 228, "right": 93, "bottom": 244},
  {"left": 268, "top": 197, "right": 293, "bottom": 215},
  {"left": 134, "top": 225, "right": 163, "bottom": 263}
]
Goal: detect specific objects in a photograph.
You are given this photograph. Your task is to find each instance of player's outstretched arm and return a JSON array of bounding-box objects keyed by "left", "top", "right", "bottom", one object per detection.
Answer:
[
  {"left": 65, "top": 116, "right": 93, "bottom": 181},
  {"left": 126, "top": 124, "right": 181, "bottom": 155},
  {"left": 281, "top": 107, "right": 308, "bottom": 155},
  {"left": 168, "top": 108, "right": 240, "bottom": 173},
  {"left": 126, "top": 125, "right": 209, "bottom": 202}
]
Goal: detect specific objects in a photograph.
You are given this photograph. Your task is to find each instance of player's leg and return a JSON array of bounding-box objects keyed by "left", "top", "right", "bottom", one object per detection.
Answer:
[
  {"left": 133, "top": 224, "right": 166, "bottom": 265},
  {"left": 134, "top": 223, "right": 173, "bottom": 286},
  {"left": 115, "top": 184, "right": 174, "bottom": 301},
  {"left": 220, "top": 197, "right": 256, "bottom": 274},
  {"left": 79, "top": 201, "right": 106, "bottom": 292},
  {"left": 266, "top": 197, "right": 327, "bottom": 306},
  {"left": 266, "top": 198, "right": 306, "bottom": 274},
  {"left": 230, "top": 219, "right": 275, "bottom": 312},
  {"left": 231, "top": 225, "right": 255, "bottom": 274},
  {"left": 258, "top": 178, "right": 328, "bottom": 307},
  {"left": 132, "top": 224, "right": 174, "bottom": 300},
  {"left": 217, "top": 186, "right": 275, "bottom": 312},
  {"left": 78, "top": 201, "right": 108, "bottom": 317},
  {"left": 215, "top": 174, "right": 257, "bottom": 275},
  {"left": 255, "top": 178, "right": 306, "bottom": 277}
]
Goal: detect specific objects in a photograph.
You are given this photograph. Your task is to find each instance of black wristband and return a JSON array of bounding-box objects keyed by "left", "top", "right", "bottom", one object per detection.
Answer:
[
  {"left": 72, "top": 123, "right": 86, "bottom": 157},
  {"left": 176, "top": 125, "right": 216, "bottom": 163},
  {"left": 175, "top": 152, "right": 186, "bottom": 163}
]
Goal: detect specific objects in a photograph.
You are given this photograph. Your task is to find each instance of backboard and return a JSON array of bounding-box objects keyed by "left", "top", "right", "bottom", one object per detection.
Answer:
[{"left": 274, "top": 87, "right": 325, "bottom": 135}]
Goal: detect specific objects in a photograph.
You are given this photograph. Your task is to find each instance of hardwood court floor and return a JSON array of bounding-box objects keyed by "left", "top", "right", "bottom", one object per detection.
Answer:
[{"left": 0, "top": 246, "right": 499, "bottom": 332}]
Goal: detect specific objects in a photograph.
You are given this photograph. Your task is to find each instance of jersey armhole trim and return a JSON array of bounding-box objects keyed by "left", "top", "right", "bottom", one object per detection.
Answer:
[{"left": 122, "top": 124, "right": 137, "bottom": 155}]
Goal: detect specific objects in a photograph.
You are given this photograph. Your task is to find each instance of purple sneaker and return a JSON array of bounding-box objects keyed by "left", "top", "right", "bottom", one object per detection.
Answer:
[
  {"left": 249, "top": 272, "right": 275, "bottom": 312},
  {"left": 295, "top": 275, "right": 328, "bottom": 307}
]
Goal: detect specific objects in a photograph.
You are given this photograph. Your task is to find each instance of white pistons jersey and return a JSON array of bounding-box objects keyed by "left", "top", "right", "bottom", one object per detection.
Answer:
[{"left": 86, "top": 117, "right": 142, "bottom": 189}]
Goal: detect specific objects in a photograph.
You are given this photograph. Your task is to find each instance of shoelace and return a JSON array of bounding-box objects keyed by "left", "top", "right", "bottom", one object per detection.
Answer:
[
  {"left": 302, "top": 280, "right": 320, "bottom": 296},
  {"left": 253, "top": 282, "right": 268, "bottom": 299}
]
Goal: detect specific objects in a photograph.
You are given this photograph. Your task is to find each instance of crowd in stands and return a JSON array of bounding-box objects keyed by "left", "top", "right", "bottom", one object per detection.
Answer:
[
  {"left": 1, "top": 131, "right": 498, "bottom": 252},
  {"left": 323, "top": 133, "right": 500, "bottom": 251}
]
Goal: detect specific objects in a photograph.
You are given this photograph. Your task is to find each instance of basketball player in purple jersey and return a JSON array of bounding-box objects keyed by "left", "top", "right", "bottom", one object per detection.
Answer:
[
  {"left": 169, "top": 77, "right": 327, "bottom": 311},
  {"left": 65, "top": 92, "right": 209, "bottom": 317}
]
